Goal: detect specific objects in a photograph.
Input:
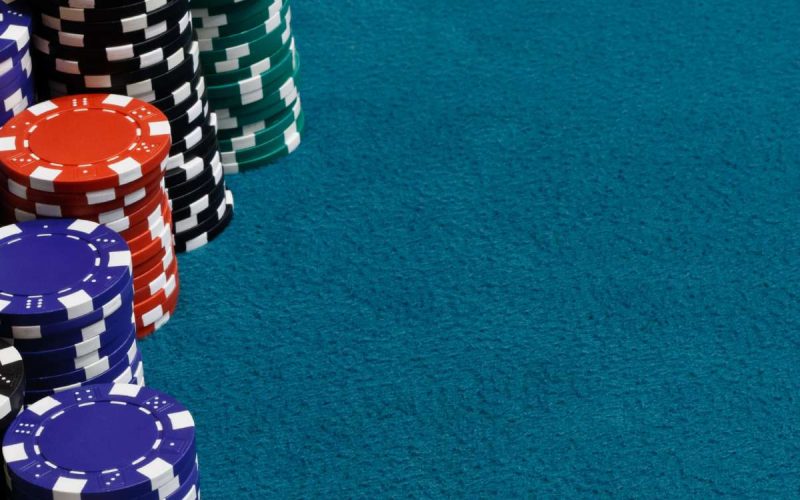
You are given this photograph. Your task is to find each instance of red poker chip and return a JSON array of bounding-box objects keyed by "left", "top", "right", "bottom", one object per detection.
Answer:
[
  {"left": 126, "top": 199, "right": 171, "bottom": 254},
  {"left": 134, "top": 264, "right": 179, "bottom": 330},
  {"left": 136, "top": 277, "right": 180, "bottom": 339},
  {"left": 0, "top": 162, "right": 165, "bottom": 207},
  {"left": 105, "top": 186, "right": 167, "bottom": 234},
  {"left": 134, "top": 244, "right": 175, "bottom": 291},
  {"left": 0, "top": 94, "right": 171, "bottom": 193},
  {"left": 0, "top": 174, "right": 164, "bottom": 218},
  {"left": 134, "top": 257, "right": 178, "bottom": 303},
  {"left": 133, "top": 237, "right": 172, "bottom": 273},
  {"left": 120, "top": 193, "right": 170, "bottom": 240},
  {"left": 132, "top": 216, "right": 173, "bottom": 267}
]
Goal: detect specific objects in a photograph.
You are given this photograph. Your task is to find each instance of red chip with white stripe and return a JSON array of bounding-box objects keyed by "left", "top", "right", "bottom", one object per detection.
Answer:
[{"left": 0, "top": 94, "right": 171, "bottom": 193}]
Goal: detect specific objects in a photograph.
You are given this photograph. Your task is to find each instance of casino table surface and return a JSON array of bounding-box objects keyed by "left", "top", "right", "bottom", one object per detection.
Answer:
[{"left": 140, "top": 0, "right": 800, "bottom": 496}]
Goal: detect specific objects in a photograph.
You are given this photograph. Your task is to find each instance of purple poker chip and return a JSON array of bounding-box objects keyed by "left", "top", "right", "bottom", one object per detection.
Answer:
[
  {"left": 0, "top": 286, "right": 133, "bottom": 345},
  {"left": 0, "top": 219, "right": 132, "bottom": 325},
  {"left": 22, "top": 347, "right": 144, "bottom": 404},
  {"left": 25, "top": 329, "right": 137, "bottom": 390},
  {"left": 20, "top": 317, "right": 133, "bottom": 378},
  {"left": 4, "top": 383, "right": 196, "bottom": 499}
]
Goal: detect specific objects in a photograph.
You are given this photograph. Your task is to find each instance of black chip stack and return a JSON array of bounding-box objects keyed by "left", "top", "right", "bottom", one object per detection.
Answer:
[{"left": 28, "top": 0, "right": 234, "bottom": 252}]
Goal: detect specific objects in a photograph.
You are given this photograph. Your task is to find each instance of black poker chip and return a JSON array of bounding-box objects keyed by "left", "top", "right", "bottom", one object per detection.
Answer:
[
  {"left": 171, "top": 177, "right": 227, "bottom": 224},
  {"left": 173, "top": 194, "right": 234, "bottom": 253},
  {"left": 0, "top": 339, "right": 25, "bottom": 426},
  {"left": 165, "top": 144, "right": 218, "bottom": 191},
  {"left": 39, "top": 33, "right": 193, "bottom": 89},
  {"left": 30, "top": 0, "right": 173, "bottom": 24},
  {"left": 30, "top": 11, "right": 189, "bottom": 61},
  {"left": 151, "top": 67, "right": 202, "bottom": 113},
  {"left": 169, "top": 113, "right": 215, "bottom": 156},
  {"left": 169, "top": 95, "right": 208, "bottom": 142},
  {"left": 37, "top": 0, "right": 189, "bottom": 37},
  {"left": 46, "top": 42, "right": 198, "bottom": 101},
  {"left": 34, "top": 23, "right": 193, "bottom": 76},
  {"left": 167, "top": 153, "right": 220, "bottom": 200},
  {"left": 165, "top": 119, "right": 219, "bottom": 170}
]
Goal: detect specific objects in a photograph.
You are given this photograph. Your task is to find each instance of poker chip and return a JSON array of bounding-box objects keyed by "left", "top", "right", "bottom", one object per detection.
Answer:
[
  {"left": 0, "top": 219, "right": 147, "bottom": 403},
  {"left": 3, "top": 383, "right": 199, "bottom": 498},
  {"left": 0, "top": 339, "right": 24, "bottom": 484},
  {"left": 29, "top": 0, "right": 234, "bottom": 255},
  {"left": 0, "top": 2, "right": 34, "bottom": 126},
  {"left": 0, "top": 95, "right": 180, "bottom": 338},
  {"left": 192, "top": 0, "right": 303, "bottom": 175}
]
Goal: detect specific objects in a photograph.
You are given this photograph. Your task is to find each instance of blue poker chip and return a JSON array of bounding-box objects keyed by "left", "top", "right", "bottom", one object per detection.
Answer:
[
  {"left": 13, "top": 309, "right": 132, "bottom": 366},
  {"left": 158, "top": 460, "right": 199, "bottom": 500},
  {"left": 20, "top": 318, "right": 133, "bottom": 378},
  {"left": 0, "top": 285, "right": 133, "bottom": 345},
  {"left": 0, "top": 45, "right": 29, "bottom": 89},
  {"left": 0, "top": 219, "right": 132, "bottom": 325},
  {"left": 4, "top": 383, "right": 196, "bottom": 499},
  {"left": 25, "top": 328, "right": 136, "bottom": 390},
  {"left": 0, "top": 2, "right": 30, "bottom": 62},
  {"left": 22, "top": 346, "right": 143, "bottom": 404}
]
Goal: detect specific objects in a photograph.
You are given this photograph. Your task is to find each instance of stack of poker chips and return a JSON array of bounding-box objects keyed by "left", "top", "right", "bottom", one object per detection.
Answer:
[
  {"left": 193, "top": 0, "right": 303, "bottom": 173},
  {"left": 0, "top": 220, "right": 143, "bottom": 404},
  {"left": 28, "top": 0, "right": 234, "bottom": 252},
  {"left": 0, "top": 1, "right": 34, "bottom": 126},
  {"left": 0, "top": 95, "right": 179, "bottom": 338},
  {"left": 3, "top": 383, "right": 199, "bottom": 499},
  {"left": 0, "top": 339, "right": 24, "bottom": 491}
]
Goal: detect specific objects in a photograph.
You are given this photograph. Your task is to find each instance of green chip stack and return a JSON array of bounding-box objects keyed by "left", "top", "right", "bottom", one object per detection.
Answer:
[{"left": 192, "top": 0, "right": 303, "bottom": 174}]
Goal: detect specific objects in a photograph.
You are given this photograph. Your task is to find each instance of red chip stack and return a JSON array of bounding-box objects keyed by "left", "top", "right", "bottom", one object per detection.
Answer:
[{"left": 0, "top": 94, "right": 179, "bottom": 338}]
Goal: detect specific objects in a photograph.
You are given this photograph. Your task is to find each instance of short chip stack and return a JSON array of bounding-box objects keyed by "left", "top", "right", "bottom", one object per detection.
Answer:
[
  {"left": 0, "top": 340, "right": 24, "bottom": 483},
  {"left": 27, "top": 0, "right": 234, "bottom": 252},
  {"left": 0, "top": 95, "right": 179, "bottom": 338},
  {"left": 0, "top": 1, "right": 34, "bottom": 126},
  {"left": 193, "top": 0, "right": 304, "bottom": 174},
  {"left": 0, "top": 219, "right": 143, "bottom": 405},
  {"left": 3, "top": 383, "right": 200, "bottom": 499}
]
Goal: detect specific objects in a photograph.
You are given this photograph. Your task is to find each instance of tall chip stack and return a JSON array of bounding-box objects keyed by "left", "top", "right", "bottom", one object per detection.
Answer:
[
  {"left": 3, "top": 383, "right": 200, "bottom": 499},
  {"left": 27, "top": 0, "right": 234, "bottom": 252},
  {"left": 193, "top": 0, "right": 304, "bottom": 173},
  {"left": 0, "top": 219, "right": 143, "bottom": 405},
  {"left": 0, "top": 1, "right": 35, "bottom": 126},
  {"left": 0, "top": 96, "right": 179, "bottom": 338}
]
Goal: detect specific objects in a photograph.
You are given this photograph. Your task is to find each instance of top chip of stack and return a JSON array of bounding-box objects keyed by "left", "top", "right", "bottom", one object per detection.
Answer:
[
  {"left": 0, "top": 95, "right": 180, "bottom": 338},
  {"left": 0, "top": 219, "right": 145, "bottom": 403},
  {"left": 0, "top": 1, "right": 34, "bottom": 126},
  {"left": 3, "top": 383, "right": 200, "bottom": 499},
  {"left": 193, "top": 0, "right": 304, "bottom": 174},
  {"left": 27, "top": 0, "right": 235, "bottom": 253}
]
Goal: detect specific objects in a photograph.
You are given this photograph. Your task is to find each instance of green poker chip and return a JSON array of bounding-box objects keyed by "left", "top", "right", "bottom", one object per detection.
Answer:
[
  {"left": 213, "top": 73, "right": 298, "bottom": 128},
  {"left": 201, "top": 23, "right": 291, "bottom": 73},
  {"left": 196, "top": 2, "right": 289, "bottom": 51},
  {"left": 221, "top": 125, "right": 304, "bottom": 174},
  {"left": 207, "top": 46, "right": 296, "bottom": 104},
  {"left": 215, "top": 89, "right": 297, "bottom": 139},
  {"left": 215, "top": 84, "right": 298, "bottom": 134},
  {"left": 218, "top": 98, "right": 301, "bottom": 152},
  {"left": 219, "top": 111, "right": 304, "bottom": 164},
  {"left": 205, "top": 37, "right": 292, "bottom": 87},
  {"left": 192, "top": 0, "right": 283, "bottom": 28}
]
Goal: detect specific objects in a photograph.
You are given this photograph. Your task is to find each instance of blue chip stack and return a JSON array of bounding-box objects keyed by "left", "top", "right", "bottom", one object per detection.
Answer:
[
  {"left": 3, "top": 383, "right": 200, "bottom": 499},
  {"left": 0, "top": 1, "right": 34, "bottom": 126},
  {"left": 0, "top": 219, "right": 145, "bottom": 404}
]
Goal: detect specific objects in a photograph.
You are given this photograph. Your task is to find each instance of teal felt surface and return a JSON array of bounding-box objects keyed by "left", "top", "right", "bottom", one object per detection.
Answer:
[{"left": 141, "top": 0, "right": 800, "bottom": 497}]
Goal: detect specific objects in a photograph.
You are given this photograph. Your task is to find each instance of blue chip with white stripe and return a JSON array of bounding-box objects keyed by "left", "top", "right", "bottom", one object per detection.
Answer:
[
  {"left": 3, "top": 383, "right": 196, "bottom": 499},
  {"left": 0, "top": 219, "right": 133, "bottom": 325}
]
